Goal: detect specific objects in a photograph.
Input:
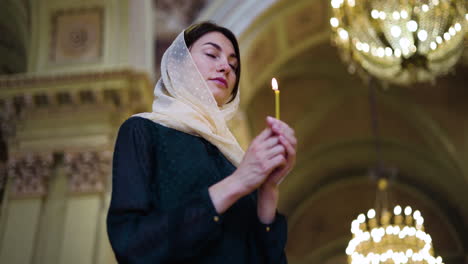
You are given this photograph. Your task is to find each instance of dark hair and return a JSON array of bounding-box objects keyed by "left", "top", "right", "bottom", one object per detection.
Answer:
[{"left": 184, "top": 21, "right": 241, "bottom": 103}]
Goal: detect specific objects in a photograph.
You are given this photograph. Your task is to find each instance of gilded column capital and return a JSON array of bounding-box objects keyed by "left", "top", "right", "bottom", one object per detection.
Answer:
[
  {"left": 64, "top": 150, "right": 112, "bottom": 194},
  {"left": 7, "top": 153, "right": 54, "bottom": 198}
]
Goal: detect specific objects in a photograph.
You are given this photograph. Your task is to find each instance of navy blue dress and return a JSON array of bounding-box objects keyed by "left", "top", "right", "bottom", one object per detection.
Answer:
[{"left": 107, "top": 117, "right": 288, "bottom": 264}]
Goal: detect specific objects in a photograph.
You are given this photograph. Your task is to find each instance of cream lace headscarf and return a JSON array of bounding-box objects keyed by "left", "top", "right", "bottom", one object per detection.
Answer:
[{"left": 134, "top": 31, "right": 244, "bottom": 166}]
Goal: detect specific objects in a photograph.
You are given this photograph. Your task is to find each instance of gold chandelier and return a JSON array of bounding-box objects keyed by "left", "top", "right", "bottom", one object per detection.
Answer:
[
  {"left": 346, "top": 179, "right": 444, "bottom": 264},
  {"left": 330, "top": 0, "right": 468, "bottom": 85}
]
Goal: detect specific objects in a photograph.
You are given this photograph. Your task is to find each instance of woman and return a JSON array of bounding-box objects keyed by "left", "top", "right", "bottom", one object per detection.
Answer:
[{"left": 107, "top": 22, "right": 297, "bottom": 263}]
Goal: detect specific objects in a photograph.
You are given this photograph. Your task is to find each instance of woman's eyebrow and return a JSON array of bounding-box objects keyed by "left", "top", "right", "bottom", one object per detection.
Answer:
[
  {"left": 203, "top": 42, "right": 221, "bottom": 50},
  {"left": 203, "top": 42, "right": 238, "bottom": 59}
]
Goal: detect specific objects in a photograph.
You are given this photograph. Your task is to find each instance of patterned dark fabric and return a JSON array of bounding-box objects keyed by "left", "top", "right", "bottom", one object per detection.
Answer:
[{"left": 107, "top": 117, "right": 287, "bottom": 264}]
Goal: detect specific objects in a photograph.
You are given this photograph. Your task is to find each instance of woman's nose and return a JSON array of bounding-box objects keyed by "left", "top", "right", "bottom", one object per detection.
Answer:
[{"left": 217, "top": 60, "right": 230, "bottom": 72}]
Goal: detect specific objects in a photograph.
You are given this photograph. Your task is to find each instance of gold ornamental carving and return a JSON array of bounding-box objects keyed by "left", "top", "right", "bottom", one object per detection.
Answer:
[
  {"left": 7, "top": 153, "right": 54, "bottom": 198},
  {"left": 64, "top": 151, "right": 112, "bottom": 194},
  {"left": 50, "top": 7, "right": 104, "bottom": 64}
]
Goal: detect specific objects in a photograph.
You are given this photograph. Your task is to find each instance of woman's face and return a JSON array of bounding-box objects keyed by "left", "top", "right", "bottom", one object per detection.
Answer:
[{"left": 189, "top": 31, "right": 238, "bottom": 106}]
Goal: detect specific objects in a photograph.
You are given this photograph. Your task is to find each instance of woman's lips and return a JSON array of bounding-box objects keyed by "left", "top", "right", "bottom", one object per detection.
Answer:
[{"left": 210, "top": 78, "right": 227, "bottom": 88}]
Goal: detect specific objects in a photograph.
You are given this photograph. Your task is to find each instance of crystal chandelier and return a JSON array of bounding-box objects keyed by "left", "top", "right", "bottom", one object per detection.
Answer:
[
  {"left": 346, "top": 178, "right": 444, "bottom": 264},
  {"left": 330, "top": 0, "right": 468, "bottom": 85}
]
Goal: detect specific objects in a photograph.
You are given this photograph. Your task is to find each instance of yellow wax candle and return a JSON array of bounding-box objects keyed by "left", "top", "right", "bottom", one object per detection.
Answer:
[{"left": 271, "top": 78, "right": 280, "bottom": 120}]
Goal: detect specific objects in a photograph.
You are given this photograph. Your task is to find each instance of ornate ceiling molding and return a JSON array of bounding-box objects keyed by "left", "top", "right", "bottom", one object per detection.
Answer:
[
  {"left": 0, "top": 68, "right": 149, "bottom": 89},
  {"left": 0, "top": 69, "right": 151, "bottom": 118},
  {"left": 0, "top": 69, "right": 152, "bottom": 149}
]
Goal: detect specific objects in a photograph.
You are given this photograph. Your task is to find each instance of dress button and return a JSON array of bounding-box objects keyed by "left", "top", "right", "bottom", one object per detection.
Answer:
[
  {"left": 213, "top": 216, "right": 219, "bottom": 222},
  {"left": 266, "top": 226, "right": 270, "bottom": 232}
]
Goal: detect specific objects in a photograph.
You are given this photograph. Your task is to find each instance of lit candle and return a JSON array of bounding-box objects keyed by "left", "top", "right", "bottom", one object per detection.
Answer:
[{"left": 271, "top": 78, "right": 280, "bottom": 120}]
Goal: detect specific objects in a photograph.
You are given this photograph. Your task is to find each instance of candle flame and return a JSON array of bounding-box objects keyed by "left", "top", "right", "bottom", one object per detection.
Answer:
[{"left": 271, "top": 78, "right": 278, "bottom": 91}]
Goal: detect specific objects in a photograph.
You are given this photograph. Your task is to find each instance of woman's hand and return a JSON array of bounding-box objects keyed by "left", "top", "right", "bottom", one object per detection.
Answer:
[
  {"left": 209, "top": 126, "right": 286, "bottom": 214},
  {"left": 232, "top": 127, "right": 286, "bottom": 195},
  {"left": 257, "top": 117, "right": 297, "bottom": 224},
  {"left": 264, "top": 117, "right": 297, "bottom": 186}
]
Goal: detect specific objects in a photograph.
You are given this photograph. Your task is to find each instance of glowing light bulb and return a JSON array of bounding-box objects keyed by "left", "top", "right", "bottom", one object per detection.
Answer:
[
  {"left": 401, "top": 10, "right": 409, "bottom": 19},
  {"left": 424, "top": 234, "right": 432, "bottom": 244},
  {"left": 367, "top": 209, "right": 376, "bottom": 218},
  {"left": 449, "top": 27, "right": 456, "bottom": 36},
  {"left": 443, "top": 32, "right": 451, "bottom": 40},
  {"left": 418, "top": 30, "right": 428, "bottom": 41},
  {"left": 399, "top": 38, "right": 410, "bottom": 49},
  {"left": 416, "top": 216, "right": 425, "bottom": 226},
  {"left": 338, "top": 28, "right": 349, "bottom": 40},
  {"left": 330, "top": 17, "right": 339, "bottom": 27},
  {"left": 391, "top": 25, "right": 402, "bottom": 37},
  {"left": 386, "top": 226, "right": 392, "bottom": 234},
  {"left": 362, "top": 43, "right": 370, "bottom": 53},
  {"left": 404, "top": 206, "right": 413, "bottom": 215},
  {"left": 422, "top": 4, "right": 429, "bottom": 12},
  {"left": 385, "top": 47, "right": 393, "bottom": 56},
  {"left": 356, "top": 42, "right": 362, "bottom": 51},
  {"left": 413, "top": 210, "right": 421, "bottom": 219},
  {"left": 331, "top": 0, "right": 341, "bottom": 9},
  {"left": 346, "top": 247, "right": 352, "bottom": 255},
  {"left": 377, "top": 47, "right": 385, "bottom": 57},
  {"left": 357, "top": 213, "right": 366, "bottom": 223},
  {"left": 394, "top": 205, "right": 402, "bottom": 215},
  {"left": 379, "top": 11, "right": 387, "bottom": 20},
  {"left": 407, "top": 20, "right": 418, "bottom": 32},
  {"left": 371, "top": 9, "right": 379, "bottom": 19},
  {"left": 394, "top": 49, "right": 402, "bottom": 57}
]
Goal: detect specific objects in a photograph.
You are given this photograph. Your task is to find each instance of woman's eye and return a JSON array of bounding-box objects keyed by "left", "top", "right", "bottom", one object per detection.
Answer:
[{"left": 206, "top": 53, "right": 216, "bottom": 58}]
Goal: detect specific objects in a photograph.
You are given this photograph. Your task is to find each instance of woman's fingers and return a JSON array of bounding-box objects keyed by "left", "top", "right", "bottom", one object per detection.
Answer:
[
  {"left": 267, "top": 117, "right": 297, "bottom": 147},
  {"left": 263, "top": 136, "right": 280, "bottom": 149},
  {"left": 277, "top": 123, "right": 296, "bottom": 146},
  {"left": 266, "top": 144, "right": 285, "bottom": 160},
  {"left": 248, "top": 128, "right": 273, "bottom": 154},
  {"left": 263, "top": 135, "right": 296, "bottom": 186},
  {"left": 255, "top": 127, "right": 273, "bottom": 143},
  {"left": 266, "top": 162, "right": 288, "bottom": 185},
  {"left": 266, "top": 154, "right": 286, "bottom": 171},
  {"left": 237, "top": 124, "right": 293, "bottom": 191},
  {"left": 279, "top": 135, "right": 296, "bottom": 160}
]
